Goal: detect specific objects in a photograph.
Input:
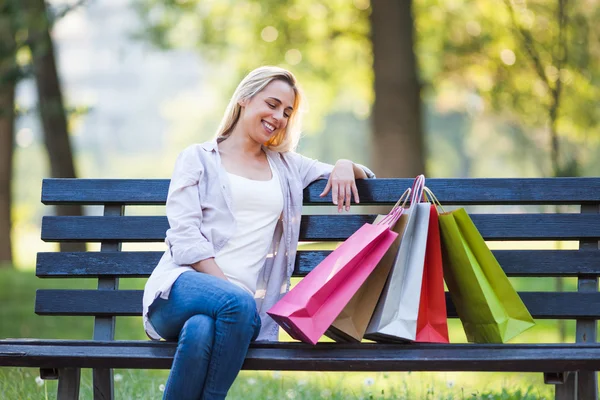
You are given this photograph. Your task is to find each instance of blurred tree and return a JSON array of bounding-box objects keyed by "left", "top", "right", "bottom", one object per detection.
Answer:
[
  {"left": 22, "top": 0, "right": 85, "bottom": 252},
  {"left": 370, "top": 0, "right": 424, "bottom": 177},
  {"left": 133, "top": 0, "right": 425, "bottom": 177},
  {"left": 415, "top": 0, "right": 599, "bottom": 177},
  {"left": 0, "top": 0, "right": 18, "bottom": 265}
]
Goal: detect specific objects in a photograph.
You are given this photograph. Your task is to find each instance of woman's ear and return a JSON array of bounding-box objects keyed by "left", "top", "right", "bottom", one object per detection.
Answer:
[{"left": 238, "top": 98, "right": 249, "bottom": 107}]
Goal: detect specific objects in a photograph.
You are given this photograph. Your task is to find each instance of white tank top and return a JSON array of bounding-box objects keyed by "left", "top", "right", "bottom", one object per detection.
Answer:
[{"left": 215, "top": 157, "right": 283, "bottom": 295}]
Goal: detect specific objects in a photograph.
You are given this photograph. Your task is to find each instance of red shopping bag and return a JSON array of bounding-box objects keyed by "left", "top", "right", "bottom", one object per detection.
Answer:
[
  {"left": 267, "top": 208, "right": 403, "bottom": 345},
  {"left": 415, "top": 203, "right": 449, "bottom": 343}
]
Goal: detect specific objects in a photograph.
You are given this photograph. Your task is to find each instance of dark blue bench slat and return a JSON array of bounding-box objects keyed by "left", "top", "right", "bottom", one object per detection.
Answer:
[
  {"left": 34, "top": 290, "right": 600, "bottom": 319},
  {"left": 36, "top": 250, "right": 600, "bottom": 278},
  {"left": 296, "top": 249, "right": 600, "bottom": 277},
  {"left": 300, "top": 214, "right": 600, "bottom": 241},
  {"left": 41, "top": 178, "right": 600, "bottom": 205},
  {"left": 2, "top": 340, "right": 600, "bottom": 372},
  {"left": 42, "top": 179, "right": 170, "bottom": 205},
  {"left": 36, "top": 251, "right": 163, "bottom": 277},
  {"left": 41, "top": 214, "right": 600, "bottom": 242}
]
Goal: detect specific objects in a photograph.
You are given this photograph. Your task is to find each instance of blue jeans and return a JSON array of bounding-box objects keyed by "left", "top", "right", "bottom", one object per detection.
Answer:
[{"left": 148, "top": 271, "right": 261, "bottom": 400}]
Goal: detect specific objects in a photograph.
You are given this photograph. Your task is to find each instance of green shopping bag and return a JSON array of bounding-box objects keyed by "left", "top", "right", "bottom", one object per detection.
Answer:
[{"left": 435, "top": 198, "right": 535, "bottom": 343}]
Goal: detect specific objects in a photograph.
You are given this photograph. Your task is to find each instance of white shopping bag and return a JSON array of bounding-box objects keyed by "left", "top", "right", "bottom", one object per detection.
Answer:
[{"left": 364, "top": 176, "right": 430, "bottom": 342}]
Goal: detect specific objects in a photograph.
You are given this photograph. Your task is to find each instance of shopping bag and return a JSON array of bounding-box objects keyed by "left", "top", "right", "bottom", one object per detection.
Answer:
[
  {"left": 414, "top": 201, "right": 449, "bottom": 343},
  {"left": 435, "top": 190, "right": 535, "bottom": 343},
  {"left": 365, "top": 175, "right": 431, "bottom": 342},
  {"left": 325, "top": 194, "right": 411, "bottom": 342},
  {"left": 267, "top": 206, "right": 403, "bottom": 345}
]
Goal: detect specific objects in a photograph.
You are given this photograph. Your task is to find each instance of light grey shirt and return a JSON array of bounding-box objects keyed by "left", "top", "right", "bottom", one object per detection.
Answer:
[{"left": 142, "top": 140, "right": 375, "bottom": 341}]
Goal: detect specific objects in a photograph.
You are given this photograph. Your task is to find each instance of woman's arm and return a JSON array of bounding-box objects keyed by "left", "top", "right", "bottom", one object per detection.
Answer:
[
  {"left": 165, "top": 147, "right": 220, "bottom": 275},
  {"left": 352, "top": 161, "right": 368, "bottom": 179},
  {"left": 287, "top": 151, "right": 375, "bottom": 212},
  {"left": 290, "top": 152, "right": 374, "bottom": 186}
]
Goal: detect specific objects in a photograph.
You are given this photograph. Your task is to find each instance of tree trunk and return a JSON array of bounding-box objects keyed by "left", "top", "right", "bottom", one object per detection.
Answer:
[
  {"left": 0, "top": 87, "right": 14, "bottom": 266},
  {"left": 0, "top": 0, "right": 17, "bottom": 265},
  {"left": 370, "top": 0, "right": 425, "bottom": 178},
  {"left": 24, "top": 0, "right": 85, "bottom": 252}
]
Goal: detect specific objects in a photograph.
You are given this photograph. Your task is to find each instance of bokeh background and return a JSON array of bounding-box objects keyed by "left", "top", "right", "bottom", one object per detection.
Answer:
[{"left": 1, "top": 0, "right": 599, "bottom": 398}]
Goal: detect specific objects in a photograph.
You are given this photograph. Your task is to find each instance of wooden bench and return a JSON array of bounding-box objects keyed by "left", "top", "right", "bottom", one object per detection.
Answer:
[{"left": 1, "top": 177, "right": 600, "bottom": 400}]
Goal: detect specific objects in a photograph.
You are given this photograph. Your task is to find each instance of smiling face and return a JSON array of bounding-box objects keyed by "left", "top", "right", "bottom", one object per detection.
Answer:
[{"left": 238, "top": 79, "right": 296, "bottom": 146}]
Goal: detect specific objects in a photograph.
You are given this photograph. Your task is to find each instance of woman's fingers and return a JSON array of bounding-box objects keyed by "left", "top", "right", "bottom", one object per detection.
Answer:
[
  {"left": 338, "top": 184, "right": 345, "bottom": 212},
  {"left": 345, "top": 183, "right": 352, "bottom": 211},
  {"left": 319, "top": 178, "right": 332, "bottom": 197},
  {"left": 352, "top": 182, "right": 360, "bottom": 205},
  {"left": 321, "top": 170, "right": 359, "bottom": 212},
  {"left": 326, "top": 181, "right": 358, "bottom": 212},
  {"left": 332, "top": 182, "right": 339, "bottom": 205}
]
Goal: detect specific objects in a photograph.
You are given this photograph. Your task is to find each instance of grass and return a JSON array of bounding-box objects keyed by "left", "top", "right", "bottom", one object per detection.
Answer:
[{"left": 0, "top": 266, "right": 568, "bottom": 399}]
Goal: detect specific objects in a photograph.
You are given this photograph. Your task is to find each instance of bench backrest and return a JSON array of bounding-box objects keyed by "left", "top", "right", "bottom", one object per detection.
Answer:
[{"left": 36, "top": 178, "right": 600, "bottom": 343}]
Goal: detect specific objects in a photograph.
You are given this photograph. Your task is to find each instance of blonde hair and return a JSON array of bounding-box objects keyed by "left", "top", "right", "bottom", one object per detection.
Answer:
[{"left": 215, "top": 66, "right": 303, "bottom": 152}]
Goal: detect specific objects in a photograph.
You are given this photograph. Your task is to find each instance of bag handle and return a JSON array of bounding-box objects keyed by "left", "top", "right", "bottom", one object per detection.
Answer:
[
  {"left": 378, "top": 188, "right": 411, "bottom": 227},
  {"left": 410, "top": 175, "right": 426, "bottom": 206},
  {"left": 423, "top": 186, "right": 446, "bottom": 213},
  {"left": 379, "top": 175, "right": 424, "bottom": 228}
]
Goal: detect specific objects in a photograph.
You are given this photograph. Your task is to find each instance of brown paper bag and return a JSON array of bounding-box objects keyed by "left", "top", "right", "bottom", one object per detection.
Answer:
[{"left": 325, "top": 213, "right": 409, "bottom": 342}]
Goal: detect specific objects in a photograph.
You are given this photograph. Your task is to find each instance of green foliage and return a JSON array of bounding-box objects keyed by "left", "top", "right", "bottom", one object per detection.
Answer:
[
  {"left": 132, "top": 0, "right": 600, "bottom": 177},
  {"left": 0, "top": 0, "right": 23, "bottom": 89},
  {"left": 414, "top": 0, "right": 600, "bottom": 176},
  {"left": 1, "top": 0, "right": 90, "bottom": 92},
  {"left": 132, "top": 0, "right": 373, "bottom": 132}
]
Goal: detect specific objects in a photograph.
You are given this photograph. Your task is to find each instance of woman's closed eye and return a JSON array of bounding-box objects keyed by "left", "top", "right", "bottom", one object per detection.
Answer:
[{"left": 267, "top": 101, "right": 291, "bottom": 119}]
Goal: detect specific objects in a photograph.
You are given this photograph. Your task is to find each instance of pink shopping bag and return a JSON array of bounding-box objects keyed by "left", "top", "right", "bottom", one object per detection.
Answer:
[{"left": 267, "top": 207, "right": 403, "bottom": 345}]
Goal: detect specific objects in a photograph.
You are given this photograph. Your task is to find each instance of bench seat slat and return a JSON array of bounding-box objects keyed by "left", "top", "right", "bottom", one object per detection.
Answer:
[
  {"left": 36, "top": 250, "right": 600, "bottom": 278},
  {"left": 41, "top": 178, "right": 600, "bottom": 205},
  {"left": 41, "top": 214, "right": 600, "bottom": 242},
  {"left": 2, "top": 340, "right": 600, "bottom": 372},
  {"left": 35, "top": 290, "right": 600, "bottom": 319}
]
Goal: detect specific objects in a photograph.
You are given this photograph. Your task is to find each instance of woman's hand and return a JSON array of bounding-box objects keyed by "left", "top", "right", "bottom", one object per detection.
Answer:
[
  {"left": 319, "top": 159, "right": 361, "bottom": 212},
  {"left": 191, "top": 258, "right": 229, "bottom": 281}
]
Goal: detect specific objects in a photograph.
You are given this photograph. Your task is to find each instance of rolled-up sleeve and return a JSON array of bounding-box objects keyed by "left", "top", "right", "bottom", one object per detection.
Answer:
[
  {"left": 290, "top": 152, "right": 376, "bottom": 188},
  {"left": 165, "top": 148, "right": 215, "bottom": 265}
]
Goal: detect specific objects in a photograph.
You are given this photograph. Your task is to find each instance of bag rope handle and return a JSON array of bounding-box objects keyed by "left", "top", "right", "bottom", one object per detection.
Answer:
[
  {"left": 378, "top": 188, "right": 411, "bottom": 227},
  {"left": 423, "top": 186, "right": 446, "bottom": 213},
  {"left": 410, "top": 174, "right": 426, "bottom": 206}
]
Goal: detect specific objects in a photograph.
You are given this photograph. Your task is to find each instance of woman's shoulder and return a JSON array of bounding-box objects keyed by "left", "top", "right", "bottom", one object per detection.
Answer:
[
  {"left": 268, "top": 148, "right": 302, "bottom": 165},
  {"left": 177, "top": 141, "right": 218, "bottom": 163},
  {"left": 171, "top": 141, "right": 220, "bottom": 178},
  {"left": 179, "top": 140, "right": 216, "bottom": 156}
]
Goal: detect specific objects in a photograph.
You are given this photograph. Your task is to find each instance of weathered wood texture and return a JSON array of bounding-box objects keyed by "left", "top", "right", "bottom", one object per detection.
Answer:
[
  {"left": 40, "top": 214, "right": 600, "bottom": 242},
  {"left": 34, "top": 290, "right": 600, "bottom": 319},
  {"left": 2, "top": 341, "right": 600, "bottom": 372},
  {"left": 41, "top": 178, "right": 600, "bottom": 205},
  {"left": 36, "top": 249, "right": 600, "bottom": 278}
]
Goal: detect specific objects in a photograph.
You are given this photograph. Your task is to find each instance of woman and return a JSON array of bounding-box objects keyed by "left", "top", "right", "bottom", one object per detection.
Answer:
[{"left": 143, "top": 66, "right": 375, "bottom": 399}]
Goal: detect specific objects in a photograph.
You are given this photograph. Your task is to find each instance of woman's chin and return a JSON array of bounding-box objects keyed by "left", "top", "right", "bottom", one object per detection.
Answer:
[{"left": 262, "top": 133, "right": 274, "bottom": 144}]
